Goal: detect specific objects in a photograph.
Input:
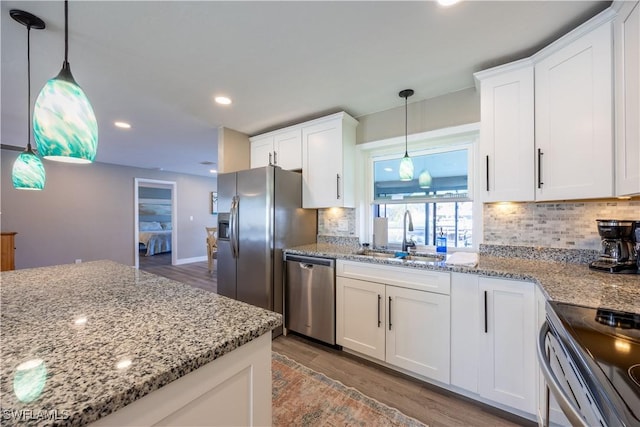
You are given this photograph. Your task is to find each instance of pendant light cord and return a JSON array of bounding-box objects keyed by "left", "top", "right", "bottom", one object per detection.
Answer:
[
  {"left": 404, "top": 95, "right": 408, "bottom": 156},
  {"left": 64, "top": 0, "right": 69, "bottom": 65},
  {"left": 26, "top": 23, "right": 32, "bottom": 151}
]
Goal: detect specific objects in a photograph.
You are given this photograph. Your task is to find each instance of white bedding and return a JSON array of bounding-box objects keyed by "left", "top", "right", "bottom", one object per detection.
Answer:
[{"left": 139, "top": 230, "right": 172, "bottom": 256}]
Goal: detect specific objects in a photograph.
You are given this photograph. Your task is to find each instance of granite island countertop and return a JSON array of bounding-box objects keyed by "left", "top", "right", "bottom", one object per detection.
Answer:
[
  {"left": 285, "top": 243, "right": 640, "bottom": 314},
  {"left": 0, "top": 260, "right": 282, "bottom": 427}
]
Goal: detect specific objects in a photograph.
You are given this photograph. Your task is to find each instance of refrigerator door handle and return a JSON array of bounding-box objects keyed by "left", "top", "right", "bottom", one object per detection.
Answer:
[{"left": 230, "top": 196, "right": 239, "bottom": 258}]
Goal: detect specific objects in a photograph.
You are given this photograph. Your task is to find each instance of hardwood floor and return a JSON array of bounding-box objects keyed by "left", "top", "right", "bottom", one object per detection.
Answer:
[
  {"left": 140, "top": 259, "right": 533, "bottom": 427},
  {"left": 139, "top": 252, "right": 217, "bottom": 293}
]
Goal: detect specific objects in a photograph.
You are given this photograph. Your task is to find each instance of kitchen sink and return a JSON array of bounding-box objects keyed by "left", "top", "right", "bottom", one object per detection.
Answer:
[
  {"left": 365, "top": 252, "right": 398, "bottom": 259},
  {"left": 403, "top": 255, "right": 443, "bottom": 263},
  {"left": 355, "top": 250, "right": 443, "bottom": 263}
]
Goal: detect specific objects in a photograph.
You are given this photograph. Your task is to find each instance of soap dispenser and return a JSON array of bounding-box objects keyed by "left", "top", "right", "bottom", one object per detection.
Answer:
[{"left": 436, "top": 228, "right": 447, "bottom": 254}]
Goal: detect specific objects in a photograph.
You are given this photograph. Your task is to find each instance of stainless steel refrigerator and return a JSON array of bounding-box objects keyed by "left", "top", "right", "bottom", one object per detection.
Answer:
[{"left": 216, "top": 166, "right": 317, "bottom": 325}]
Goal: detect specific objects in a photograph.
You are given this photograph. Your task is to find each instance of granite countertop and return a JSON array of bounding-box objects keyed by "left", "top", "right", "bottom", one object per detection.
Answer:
[
  {"left": 0, "top": 260, "right": 282, "bottom": 427},
  {"left": 285, "top": 243, "right": 640, "bottom": 314}
]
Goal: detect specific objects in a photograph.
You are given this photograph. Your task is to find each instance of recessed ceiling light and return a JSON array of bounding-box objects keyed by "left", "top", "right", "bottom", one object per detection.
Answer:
[
  {"left": 438, "top": 0, "right": 459, "bottom": 6},
  {"left": 209, "top": 169, "right": 217, "bottom": 174},
  {"left": 214, "top": 96, "right": 232, "bottom": 105},
  {"left": 384, "top": 167, "right": 393, "bottom": 172},
  {"left": 114, "top": 121, "right": 131, "bottom": 129}
]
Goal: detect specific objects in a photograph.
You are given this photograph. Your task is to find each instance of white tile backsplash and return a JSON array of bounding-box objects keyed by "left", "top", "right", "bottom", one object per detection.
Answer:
[
  {"left": 483, "top": 200, "right": 640, "bottom": 250},
  {"left": 318, "top": 208, "right": 356, "bottom": 237},
  {"left": 319, "top": 200, "right": 639, "bottom": 251}
]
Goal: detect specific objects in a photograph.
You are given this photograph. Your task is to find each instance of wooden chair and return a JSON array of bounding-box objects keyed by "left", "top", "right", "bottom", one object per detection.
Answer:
[{"left": 206, "top": 227, "right": 218, "bottom": 273}]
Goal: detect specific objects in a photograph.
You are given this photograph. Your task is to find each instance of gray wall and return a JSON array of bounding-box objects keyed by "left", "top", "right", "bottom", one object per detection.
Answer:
[
  {"left": 1, "top": 149, "right": 217, "bottom": 269},
  {"left": 356, "top": 87, "right": 480, "bottom": 144}
]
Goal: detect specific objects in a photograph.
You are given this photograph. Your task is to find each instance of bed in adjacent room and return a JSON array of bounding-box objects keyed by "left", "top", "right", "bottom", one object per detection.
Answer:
[{"left": 139, "top": 221, "right": 172, "bottom": 256}]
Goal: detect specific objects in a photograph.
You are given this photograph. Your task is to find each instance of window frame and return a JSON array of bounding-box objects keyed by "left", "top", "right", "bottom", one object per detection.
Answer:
[{"left": 356, "top": 123, "right": 481, "bottom": 252}]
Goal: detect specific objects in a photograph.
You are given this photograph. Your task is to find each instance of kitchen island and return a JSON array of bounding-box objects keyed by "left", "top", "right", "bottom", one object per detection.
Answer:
[{"left": 0, "top": 260, "right": 282, "bottom": 426}]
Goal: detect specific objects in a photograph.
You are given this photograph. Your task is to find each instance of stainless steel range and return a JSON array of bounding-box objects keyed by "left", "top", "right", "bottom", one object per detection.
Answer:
[{"left": 538, "top": 301, "right": 640, "bottom": 427}]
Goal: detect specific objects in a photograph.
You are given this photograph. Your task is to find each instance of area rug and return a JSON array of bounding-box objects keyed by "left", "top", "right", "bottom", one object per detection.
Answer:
[{"left": 272, "top": 352, "right": 427, "bottom": 427}]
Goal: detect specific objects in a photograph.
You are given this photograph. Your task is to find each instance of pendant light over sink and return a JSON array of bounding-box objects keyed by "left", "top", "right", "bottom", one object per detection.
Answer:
[
  {"left": 33, "top": 0, "right": 98, "bottom": 164},
  {"left": 10, "top": 9, "right": 46, "bottom": 190},
  {"left": 398, "top": 89, "right": 414, "bottom": 181}
]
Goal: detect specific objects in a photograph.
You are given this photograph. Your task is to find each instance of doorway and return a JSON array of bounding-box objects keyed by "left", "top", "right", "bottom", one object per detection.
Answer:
[{"left": 134, "top": 178, "right": 177, "bottom": 269}]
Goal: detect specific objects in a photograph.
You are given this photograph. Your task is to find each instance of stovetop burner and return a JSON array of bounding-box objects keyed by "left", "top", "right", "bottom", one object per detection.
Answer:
[{"left": 595, "top": 308, "right": 640, "bottom": 329}]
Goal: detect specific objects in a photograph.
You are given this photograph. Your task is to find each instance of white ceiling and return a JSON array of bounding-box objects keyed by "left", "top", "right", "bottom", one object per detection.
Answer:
[{"left": 1, "top": 1, "right": 611, "bottom": 177}]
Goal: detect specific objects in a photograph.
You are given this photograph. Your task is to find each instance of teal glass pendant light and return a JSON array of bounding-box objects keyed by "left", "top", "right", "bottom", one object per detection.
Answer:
[
  {"left": 10, "top": 9, "right": 46, "bottom": 190},
  {"left": 418, "top": 169, "right": 432, "bottom": 188},
  {"left": 398, "top": 89, "right": 414, "bottom": 181},
  {"left": 33, "top": 0, "right": 98, "bottom": 164}
]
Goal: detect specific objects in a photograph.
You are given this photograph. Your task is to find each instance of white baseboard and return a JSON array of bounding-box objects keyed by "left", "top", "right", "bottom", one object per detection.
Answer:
[{"left": 175, "top": 256, "right": 207, "bottom": 265}]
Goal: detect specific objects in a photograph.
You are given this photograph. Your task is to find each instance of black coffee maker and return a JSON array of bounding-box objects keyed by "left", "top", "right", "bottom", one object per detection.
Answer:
[
  {"left": 589, "top": 219, "right": 639, "bottom": 274},
  {"left": 636, "top": 221, "right": 640, "bottom": 272}
]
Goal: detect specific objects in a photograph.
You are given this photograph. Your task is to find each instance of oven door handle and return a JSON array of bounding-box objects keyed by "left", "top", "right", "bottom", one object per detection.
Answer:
[{"left": 537, "top": 322, "right": 588, "bottom": 427}]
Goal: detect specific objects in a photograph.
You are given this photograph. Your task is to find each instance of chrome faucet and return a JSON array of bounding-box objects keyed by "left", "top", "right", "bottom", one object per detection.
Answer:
[{"left": 402, "top": 210, "right": 416, "bottom": 252}]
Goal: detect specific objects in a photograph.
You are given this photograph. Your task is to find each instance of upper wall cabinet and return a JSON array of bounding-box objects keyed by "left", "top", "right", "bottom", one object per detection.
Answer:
[
  {"left": 614, "top": 1, "right": 640, "bottom": 196},
  {"left": 250, "top": 128, "right": 302, "bottom": 170},
  {"left": 476, "top": 62, "right": 535, "bottom": 202},
  {"left": 475, "top": 9, "right": 617, "bottom": 202},
  {"left": 302, "top": 112, "right": 358, "bottom": 208},
  {"left": 535, "top": 19, "right": 614, "bottom": 201}
]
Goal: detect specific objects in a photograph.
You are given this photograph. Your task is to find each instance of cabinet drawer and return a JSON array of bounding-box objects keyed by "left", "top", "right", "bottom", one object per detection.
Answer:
[{"left": 336, "top": 260, "right": 450, "bottom": 295}]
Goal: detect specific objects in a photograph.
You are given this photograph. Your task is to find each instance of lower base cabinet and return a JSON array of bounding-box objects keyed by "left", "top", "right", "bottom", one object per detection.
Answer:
[
  {"left": 336, "top": 261, "right": 450, "bottom": 384},
  {"left": 336, "top": 277, "right": 386, "bottom": 360},
  {"left": 451, "top": 273, "right": 536, "bottom": 415},
  {"left": 89, "top": 333, "right": 272, "bottom": 426},
  {"left": 386, "top": 285, "right": 450, "bottom": 381}
]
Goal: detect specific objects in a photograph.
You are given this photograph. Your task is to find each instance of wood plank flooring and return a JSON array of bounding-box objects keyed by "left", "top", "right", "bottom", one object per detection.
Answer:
[
  {"left": 139, "top": 252, "right": 217, "bottom": 293},
  {"left": 139, "top": 258, "right": 534, "bottom": 427}
]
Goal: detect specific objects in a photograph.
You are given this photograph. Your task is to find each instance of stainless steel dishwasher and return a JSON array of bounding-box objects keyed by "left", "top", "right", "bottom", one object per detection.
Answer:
[{"left": 285, "top": 254, "right": 336, "bottom": 345}]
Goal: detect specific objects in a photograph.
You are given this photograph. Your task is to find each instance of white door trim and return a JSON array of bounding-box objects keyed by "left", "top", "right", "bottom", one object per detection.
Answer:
[{"left": 134, "top": 178, "right": 178, "bottom": 268}]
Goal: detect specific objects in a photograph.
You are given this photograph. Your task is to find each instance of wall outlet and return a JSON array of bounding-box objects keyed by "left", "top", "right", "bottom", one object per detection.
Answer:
[{"left": 75, "top": 259, "right": 82, "bottom": 264}]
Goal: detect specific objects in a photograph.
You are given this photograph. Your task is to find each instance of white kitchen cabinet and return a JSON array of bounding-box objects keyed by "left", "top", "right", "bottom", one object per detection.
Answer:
[
  {"left": 250, "top": 135, "right": 274, "bottom": 169},
  {"left": 614, "top": 1, "right": 640, "bottom": 196},
  {"left": 336, "top": 260, "right": 450, "bottom": 384},
  {"left": 479, "top": 276, "right": 536, "bottom": 414},
  {"left": 250, "top": 128, "right": 302, "bottom": 170},
  {"left": 475, "top": 61, "right": 535, "bottom": 202},
  {"left": 475, "top": 10, "right": 617, "bottom": 203},
  {"left": 302, "top": 112, "right": 358, "bottom": 208},
  {"left": 386, "top": 285, "right": 450, "bottom": 383},
  {"left": 534, "top": 19, "right": 614, "bottom": 201},
  {"left": 450, "top": 273, "right": 536, "bottom": 415},
  {"left": 336, "top": 276, "right": 386, "bottom": 361},
  {"left": 450, "top": 273, "right": 480, "bottom": 393},
  {"left": 90, "top": 333, "right": 272, "bottom": 427}
]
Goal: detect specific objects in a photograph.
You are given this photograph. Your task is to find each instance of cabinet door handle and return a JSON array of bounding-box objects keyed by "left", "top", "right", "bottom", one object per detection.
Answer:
[
  {"left": 388, "top": 296, "right": 392, "bottom": 331},
  {"left": 377, "top": 294, "right": 381, "bottom": 327},
  {"left": 336, "top": 174, "right": 341, "bottom": 200},
  {"left": 268, "top": 152, "right": 273, "bottom": 166},
  {"left": 484, "top": 290, "right": 488, "bottom": 333},
  {"left": 273, "top": 151, "right": 278, "bottom": 165},
  {"left": 485, "top": 155, "right": 490, "bottom": 191},
  {"left": 537, "top": 149, "right": 544, "bottom": 189}
]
